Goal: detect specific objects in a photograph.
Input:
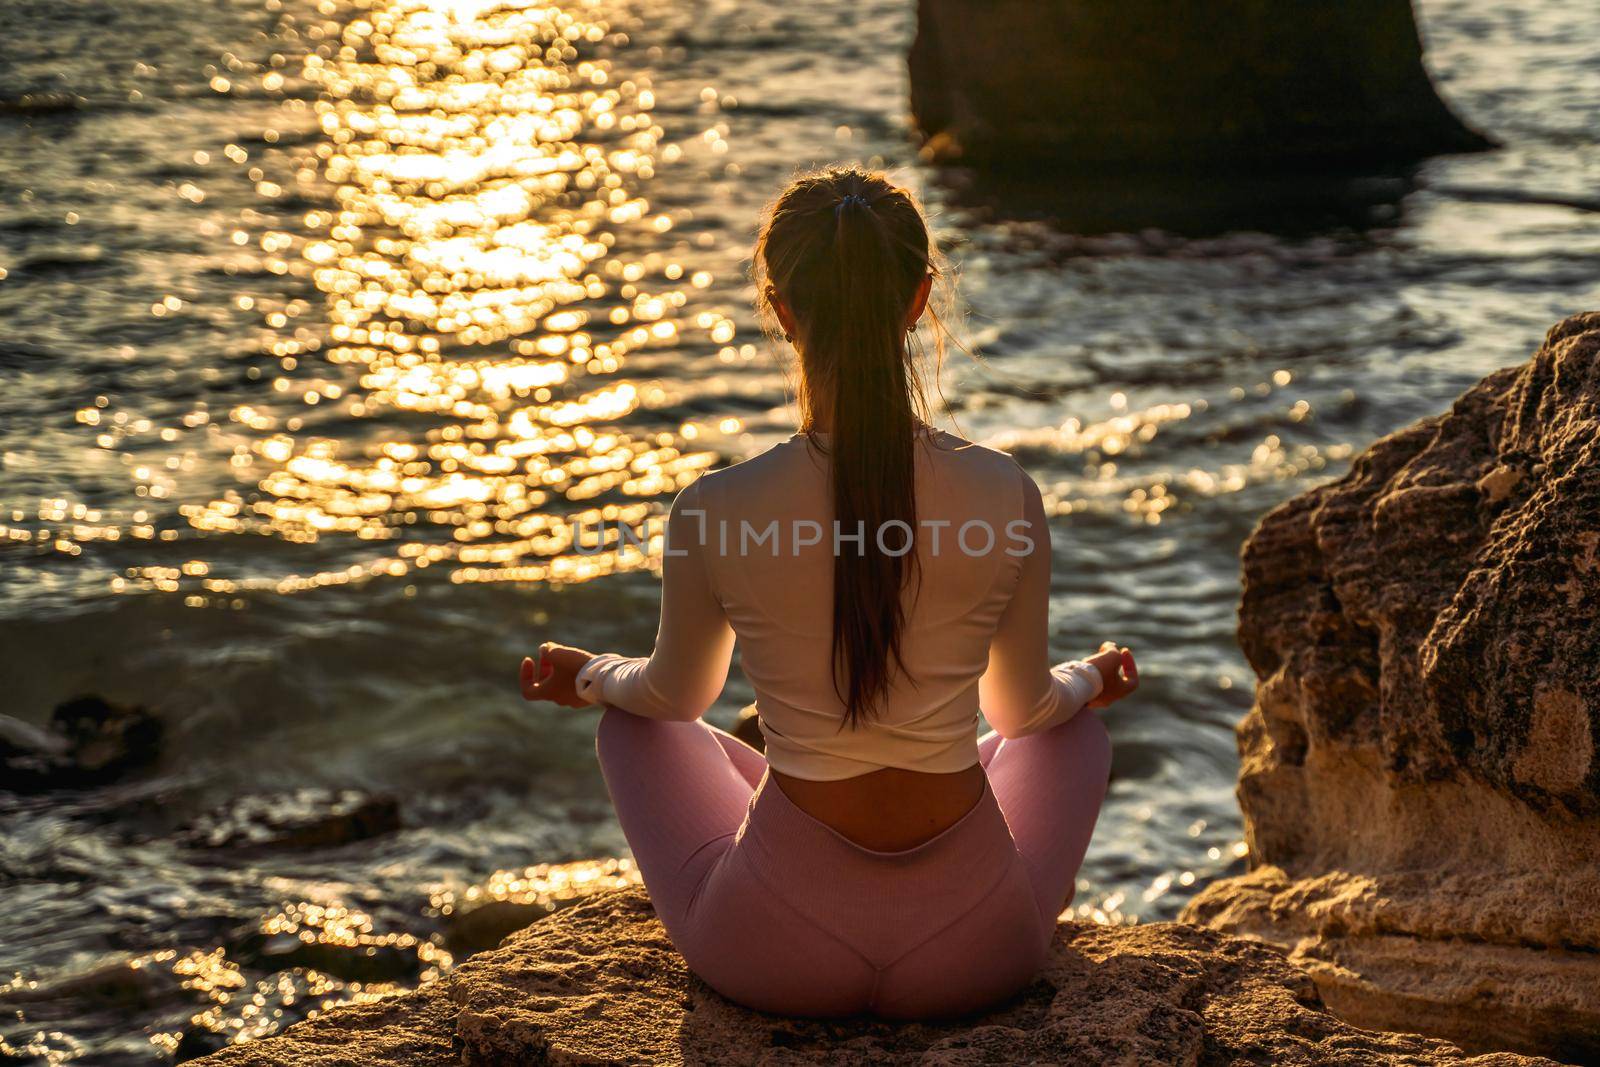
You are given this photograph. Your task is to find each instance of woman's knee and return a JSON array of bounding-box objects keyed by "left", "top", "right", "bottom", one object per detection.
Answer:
[
  {"left": 595, "top": 704, "right": 647, "bottom": 764},
  {"left": 595, "top": 706, "right": 714, "bottom": 769},
  {"left": 1070, "top": 710, "right": 1112, "bottom": 780}
]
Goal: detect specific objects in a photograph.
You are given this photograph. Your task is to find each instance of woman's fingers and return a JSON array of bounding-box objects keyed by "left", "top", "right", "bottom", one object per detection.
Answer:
[
  {"left": 522, "top": 654, "right": 559, "bottom": 700},
  {"left": 523, "top": 643, "right": 585, "bottom": 705},
  {"left": 521, "top": 656, "right": 543, "bottom": 700},
  {"left": 1085, "top": 644, "right": 1138, "bottom": 708}
]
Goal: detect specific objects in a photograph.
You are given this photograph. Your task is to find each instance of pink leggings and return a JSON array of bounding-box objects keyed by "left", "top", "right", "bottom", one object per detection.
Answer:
[{"left": 595, "top": 708, "right": 1112, "bottom": 1019}]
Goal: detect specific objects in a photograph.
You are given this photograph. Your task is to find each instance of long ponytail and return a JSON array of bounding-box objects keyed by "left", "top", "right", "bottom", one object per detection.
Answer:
[{"left": 755, "top": 168, "right": 940, "bottom": 727}]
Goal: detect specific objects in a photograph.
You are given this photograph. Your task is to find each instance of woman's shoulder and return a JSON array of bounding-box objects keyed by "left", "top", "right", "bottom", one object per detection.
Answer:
[
  {"left": 685, "top": 428, "right": 1037, "bottom": 502},
  {"left": 922, "top": 428, "right": 1035, "bottom": 485},
  {"left": 682, "top": 434, "right": 823, "bottom": 506}
]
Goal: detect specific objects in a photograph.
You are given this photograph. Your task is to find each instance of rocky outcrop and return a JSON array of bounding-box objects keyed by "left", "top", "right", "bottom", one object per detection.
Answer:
[
  {"left": 909, "top": 0, "right": 1490, "bottom": 170},
  {"left": 1183, "top": 313, "right": 1600, "bottom": 1062},
  {"left": 198, "top": 886, "right": 1556, "bottom": 1066}
]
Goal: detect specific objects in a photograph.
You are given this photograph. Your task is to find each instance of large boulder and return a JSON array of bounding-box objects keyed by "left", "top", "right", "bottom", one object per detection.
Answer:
[
  {"left": 197, "top": 885, "right": 1555, "bottom": 1066},
  {"left": 909, "top": 0, "right": 1490, "bottom": 170},
  {"left": 1184, "top": 313, "right": 1600, "bottom": 1062}
]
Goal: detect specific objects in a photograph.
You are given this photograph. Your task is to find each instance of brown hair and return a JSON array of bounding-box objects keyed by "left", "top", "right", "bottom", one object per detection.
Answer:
[{"left": 754, "top": 165, "right": 947, "bottom": 727}]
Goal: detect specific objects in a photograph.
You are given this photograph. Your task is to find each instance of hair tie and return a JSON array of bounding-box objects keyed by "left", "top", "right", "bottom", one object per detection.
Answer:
[{"left": 834, "top": 193, "right": 870, "bottom": 219}]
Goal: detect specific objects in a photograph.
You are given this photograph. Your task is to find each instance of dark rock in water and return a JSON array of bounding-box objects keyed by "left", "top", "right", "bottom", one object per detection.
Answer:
[
  {"left": 0, "top": 957, "right": 209, "bottom": 1062},
  {"left": 1184, "top": 313, "right": 1600, "bottom": 1061},
  {"left": 909, "top": 0, "right": 1490, "bottom": 171},
  {"left": 236, "top": 931, "right": 425, "bottom": 986},
  {"left": 224, "top": 895, "right": 431, "bottom": 985},
  {"left": 441, "top": 899, "right": 554, "bottom": 961},
  {"left": 0, "top": 958, "right": 184, "bottom": 1012},
  {"left": 178, "top": 789, "right": 400, "bottom": 851},
  {"left": 0, "top": 695, "right": 162, "bottom": 791},
  {"left": 192, "top": 886, "right": 1556, "bottom": 1066},
  {"left": 50, "top": 696, "right": 163, "bottom": 777},
  {"left": 173, "top": 1026, "right": 230, "bottom": 1063},
  {"left": 0, "top": 91, "right": 82, "bottom": 116},
  {"left": 14, "top": 249, "right": 108, "bottom": 280},
  {"left": 731, "top": 702, "right": 764, "bottom": 753}
]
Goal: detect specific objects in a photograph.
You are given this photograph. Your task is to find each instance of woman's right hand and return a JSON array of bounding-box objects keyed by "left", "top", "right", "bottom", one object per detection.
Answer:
[
  {"left": 1086, "top": 643, "right": 1138, "bottom": 709},
  {"left": 520, "top": 642, "right": 597, "bottom": 708}
]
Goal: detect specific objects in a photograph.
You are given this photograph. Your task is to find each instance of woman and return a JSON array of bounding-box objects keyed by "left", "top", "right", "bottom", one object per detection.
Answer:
[{"left": 520, "top": 165, "right": 1137, "bottom": 1020}]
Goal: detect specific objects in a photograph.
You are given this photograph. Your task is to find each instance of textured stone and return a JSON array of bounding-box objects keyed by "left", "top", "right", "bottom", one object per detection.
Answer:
[
  {"left": 194, "top": 983, "right": 458, "bottom": 1066},
  {"left": 1184, "top": 313, "right": 1600, "bottom": 1063},
  {"left": 908, "top": 0, "right": 1490, "bottom": 170},
  {"left": 197, "top": 886, "right": 1555, "bottom": 1066}
]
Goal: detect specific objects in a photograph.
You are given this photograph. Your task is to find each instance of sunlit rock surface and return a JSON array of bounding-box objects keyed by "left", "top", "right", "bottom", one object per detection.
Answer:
[
  {"left": 196, "top": 885, "right": 1555, "bottom": 1066},
  {"left": 909, "top": 0, "right": 1489, "bottom": 169},
  {"left": 1184, "top": 313, "right": 1600, "bottom": 1062}
]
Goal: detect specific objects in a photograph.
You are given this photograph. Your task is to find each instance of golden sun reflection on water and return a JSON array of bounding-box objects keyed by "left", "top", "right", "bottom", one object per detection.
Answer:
[
  {"left": 134, "top": 0, "right": 731, "bottom": 598},
  {"left": 126, "top": 859, "right": 639, "bottom": 1055}
]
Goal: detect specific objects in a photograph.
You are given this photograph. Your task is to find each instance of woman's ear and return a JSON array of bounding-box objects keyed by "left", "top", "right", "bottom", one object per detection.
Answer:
[
  {"left": 905, "top": 273, "right": 933, "bottom": 330},
  {"left": 768, "top": 286, "right": 799, "bottom": 341}
]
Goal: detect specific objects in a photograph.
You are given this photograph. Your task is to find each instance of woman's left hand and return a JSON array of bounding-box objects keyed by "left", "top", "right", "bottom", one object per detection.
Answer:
[{"left": 520, "top": 642, "right": 596, "bottom": 707}]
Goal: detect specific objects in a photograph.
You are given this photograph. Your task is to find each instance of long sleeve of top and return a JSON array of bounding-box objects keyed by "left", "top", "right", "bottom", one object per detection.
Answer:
[
  {"left": 572, "top": 479, "right": 735, "bottom": 720},
  {"left": 977, "top": 470, "right": 1105, "bottom": 739}
]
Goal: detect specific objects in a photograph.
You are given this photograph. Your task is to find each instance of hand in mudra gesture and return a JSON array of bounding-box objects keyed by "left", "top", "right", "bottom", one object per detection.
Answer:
[
  {"left": 1085, "top": 642, "right": 1138, "bottom": 709},
  {"left": 520, "top": 642, "right": 596, "bottom": 708}
]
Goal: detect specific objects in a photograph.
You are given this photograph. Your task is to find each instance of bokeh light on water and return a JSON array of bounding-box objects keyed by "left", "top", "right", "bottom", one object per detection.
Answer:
[
  {"left": 103, "top": 0, "right": 730, "bottom": 599},
  {"left": 1, "top": 0, "right": 1597, "bottom": 1058}
]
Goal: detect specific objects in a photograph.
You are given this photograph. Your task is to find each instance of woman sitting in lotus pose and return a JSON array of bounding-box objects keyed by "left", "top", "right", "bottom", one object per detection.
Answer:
[{"left": 522, "top": 165, "right": 1137, "bottom": 1019}]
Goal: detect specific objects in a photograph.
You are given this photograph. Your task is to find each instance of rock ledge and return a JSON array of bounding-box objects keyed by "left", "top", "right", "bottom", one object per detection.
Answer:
[{"left": 200, "top": 886, "right": 1554, "bottom": 1066}]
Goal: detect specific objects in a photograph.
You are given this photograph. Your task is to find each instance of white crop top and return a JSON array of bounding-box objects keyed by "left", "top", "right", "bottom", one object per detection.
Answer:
[{"left": 573, "top": 428, "right": 1104, "bottom": 781}]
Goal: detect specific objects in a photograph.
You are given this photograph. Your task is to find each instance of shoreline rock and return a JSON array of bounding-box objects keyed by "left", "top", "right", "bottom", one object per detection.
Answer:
[
  {"left": 1183, "top": 313, "right": 1600, "bottom": 1062},
  {"left": 196, "top": 885, "right": 1558, "bottom": 1066},
  {"left": 177, "top": 788, "right": 401, "bottom": 852},
  {"left": 909, "top": 0, "right": 1490, "bottom": 170},
  {"left": 0, "top": 695, "right": 162, "bottom": 792}
]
